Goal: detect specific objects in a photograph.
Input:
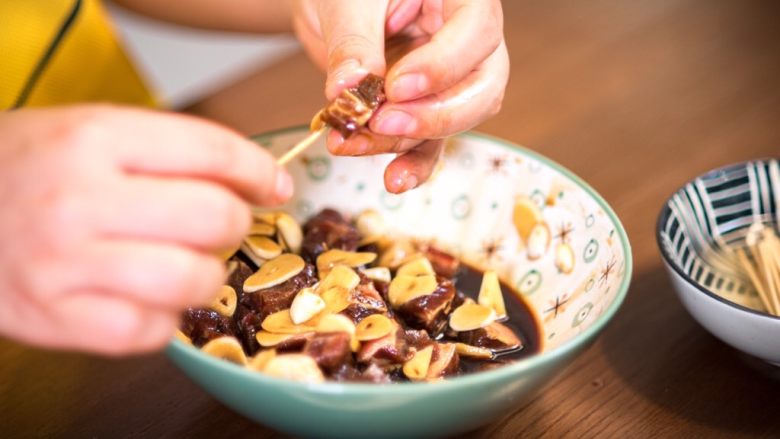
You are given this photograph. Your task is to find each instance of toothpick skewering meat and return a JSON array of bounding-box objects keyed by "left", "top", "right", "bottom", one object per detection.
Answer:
[{"left": 277, "top": 74, "right": 387, "bottom": 165}]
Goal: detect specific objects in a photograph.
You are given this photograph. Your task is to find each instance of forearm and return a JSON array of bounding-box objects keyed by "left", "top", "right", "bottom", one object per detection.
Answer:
[{"left": 111, "top": 0, "right": 293, "bottom": 33}]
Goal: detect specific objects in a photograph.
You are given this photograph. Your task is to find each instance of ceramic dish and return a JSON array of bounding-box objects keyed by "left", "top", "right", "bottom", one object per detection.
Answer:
[
  {"left": 167, "top": 127, "right": 632, "bottom": 438},
  {"left": 657, "top": 158, "right": 780, "bottom": 366}
]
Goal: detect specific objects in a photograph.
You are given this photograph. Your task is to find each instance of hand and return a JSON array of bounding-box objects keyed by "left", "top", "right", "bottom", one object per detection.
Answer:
[
  {"left": 293, "top": 0, "right": 508, "bottom": 193},
  {"left": 0, "top": 105, "right": 292, "bottom": 355}
]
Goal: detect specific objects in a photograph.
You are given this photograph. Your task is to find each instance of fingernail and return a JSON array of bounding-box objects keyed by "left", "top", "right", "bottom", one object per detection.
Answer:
[
  {"left": 374, "top": 110, "right": 416, "bottom": 136},
  {"left": 389, "top": 169, "right": 419, "bottom": 193},
  {"left": 392, "top": 73, "right": 428, "bottom": 101},
  {"left": 275, "top": 170, "right": 294, "bottom": 202},
  {"left": 328, "top": 59, "right": 366, "bottom": 99}
]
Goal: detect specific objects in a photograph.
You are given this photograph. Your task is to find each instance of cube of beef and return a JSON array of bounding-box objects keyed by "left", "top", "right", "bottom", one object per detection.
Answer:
[
  {"left": 458, "top": 322, "right": 522, "bottom": 352},
  {"left": 239, "top": 263, "right": 317, "bottom": 320},
  {"left": 421, "top": 245, "right": 461, "bottom": 278},
  {"left": 301, "top": 209, "right": 361, "bottom": 262},
  {"left": 427, "top": 343, "right": 460, "bottom": 379},
  {"left": 357, "top": 321, "right": 410, "bottom": 366},
  {"left": 303, "top": 332, "right": 352, "bottom": 373},
  {"left": 396, "top": 276, "right": 455, "bottom": 337},
  {"left": 404, "top": 329, "right": 433, "bottom": 351},
  {"left": 341, "top": 276, "right": 389, "bottom": 323},
  {"left": 181, "top": 308, "right": 238, "bottom": 347}
]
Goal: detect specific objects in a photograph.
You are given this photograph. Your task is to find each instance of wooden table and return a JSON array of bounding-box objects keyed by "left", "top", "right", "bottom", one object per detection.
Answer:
[{"left": 2, "top": 0, "right": 779, "bottom": 437}]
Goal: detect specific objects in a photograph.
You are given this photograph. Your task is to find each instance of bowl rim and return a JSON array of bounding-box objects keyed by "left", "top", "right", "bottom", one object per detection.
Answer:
[
  {"left": 168, "top": 126, "right": 634, "bottom": 393},
  {"left": 655, "top": 158, "right": 780, "bottom": 322}
]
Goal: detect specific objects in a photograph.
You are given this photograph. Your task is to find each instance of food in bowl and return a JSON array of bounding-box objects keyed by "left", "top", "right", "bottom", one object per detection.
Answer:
[
  {"left": 166, "top": 129, "right": 631, "bottom": 438},
  {"left": 178, "top": 208, "right": 541, "bottom": 383}
]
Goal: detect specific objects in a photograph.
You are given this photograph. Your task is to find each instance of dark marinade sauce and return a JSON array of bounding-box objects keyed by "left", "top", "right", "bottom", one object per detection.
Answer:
[{"left": 453, "top": 263, "right": 542, "bottom": 373}]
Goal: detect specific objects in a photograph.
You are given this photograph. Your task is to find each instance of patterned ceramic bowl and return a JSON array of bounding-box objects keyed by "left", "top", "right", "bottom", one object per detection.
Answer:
[
  {"left": 657, "top": 159, "right": 780, "bottom": 366},
  {"left": 167, "top": 127, "right": 631, "bottom": 438}
]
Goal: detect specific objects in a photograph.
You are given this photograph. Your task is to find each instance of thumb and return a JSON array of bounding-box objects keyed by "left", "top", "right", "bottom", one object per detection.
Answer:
[{"left": 318, "top": 1, "right": 389, "bottom": 100}]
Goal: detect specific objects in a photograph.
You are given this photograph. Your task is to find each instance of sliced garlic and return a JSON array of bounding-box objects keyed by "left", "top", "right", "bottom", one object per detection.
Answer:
[
  {"left": 396, "top": 256, "right": 435, "bottom": 277},
  {"left": 360, "top": 267, "right": 392, "bottom": 283},
  {"left": 454, "top": 342, "right": 494, "bottom": 360},
  {"left": 377, "top": 239, "right": 416, "bottom": 269},
  {"left": 240, "top": 241, "right": 267, "bottom": 267},
  {"left": 317, "top": 249, "right": 377, "bottom": 278},
  {"left": 244, "top": 235, "right": 283, "bottom": 260},
  {"left": 289, "top": 287, "right": 326, "bottom": 324},
  {"left": 261, "top": 309, "right": 318, "bottom": 334},
  {"left": 276, "top": 212, "right": 303, "bottom": 254},
  {"left": 449, "top": 303, "right": 497, "bottom": 332},
  {"left": 200, "top": 336, "right": 248, "bottom": 366},
  {"left": 210, "top": 285, "right": 238, "bottom": 317},
  {"left": 555, "top": 242, "right": 575, "bottom": 274},
  {"left": 321, "top": 286, "right": 352, "bottom": 314},
  {"left": 319, "top": 265, "right": 361, "bottom": 292},
  {"left": 477, "top": 271, "right": 506, "bottom": 319},
  {"left": 315, "top": 313, "right": 356, "bottom": 335},
  {"left": 262, "top": 354, "right": 325, "bottom": 383},
  {"left": 512, "top": 196, "right": 544, "bottom": 242},
  {"left": 248, "top": 222, "right": 276, "bottom": 236},
  {"left": 526, "top": 223, "right": 551, "bottom": 260},
  {"left": 355, "top": 314, "right": 394, "bottom": 341},
  {"left": 255, "top": 331, "right": 313, "bottom": 348},
  {"left": 387, "top": 274, "right": 438, "bottom": 307},
  {"left": 244, "top": 253, "right": 306, "bottom": 292},
  {"left": 253, "top": 211, "right": 277, "bottom": 225},
  {"left": 316, "top": 313, "right": 359, "bottom": 351},
  {"left": 403, "top": 345, "right": 434, "bottom": 381}
]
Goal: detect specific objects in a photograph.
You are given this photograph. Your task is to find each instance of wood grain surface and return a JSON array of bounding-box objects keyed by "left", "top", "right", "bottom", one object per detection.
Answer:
[{"left": 2, "top": 1, "right": 779, "bottom": 437}]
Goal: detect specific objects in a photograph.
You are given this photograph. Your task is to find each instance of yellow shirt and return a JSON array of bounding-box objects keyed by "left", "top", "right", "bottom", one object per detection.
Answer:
[{"left": 0, "top": 0, "right": 156, "bottom": 109}]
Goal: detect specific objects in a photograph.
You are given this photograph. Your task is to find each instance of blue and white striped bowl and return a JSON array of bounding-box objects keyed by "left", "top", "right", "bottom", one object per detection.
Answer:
[{"left": 656, "top": 159, "right": 780, "bottom": 365}]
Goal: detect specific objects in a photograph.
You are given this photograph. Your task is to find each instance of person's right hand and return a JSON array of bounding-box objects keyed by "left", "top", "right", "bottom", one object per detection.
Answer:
[{"left": 0, "top": 105, "right": 292, "bottom": 355}]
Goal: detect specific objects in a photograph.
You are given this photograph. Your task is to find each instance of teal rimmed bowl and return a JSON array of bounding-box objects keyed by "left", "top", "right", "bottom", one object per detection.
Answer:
[{"left": 167, "top": 127, "right": 632, "bottom": 438}]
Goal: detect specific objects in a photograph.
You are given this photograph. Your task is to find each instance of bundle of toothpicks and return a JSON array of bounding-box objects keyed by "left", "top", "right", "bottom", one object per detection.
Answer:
[{"left": 735, "top": 222, "right": 780, "bottom": 316}]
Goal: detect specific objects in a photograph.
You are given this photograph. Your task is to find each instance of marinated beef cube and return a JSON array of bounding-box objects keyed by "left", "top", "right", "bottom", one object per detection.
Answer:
[
  {"left": 373, "top": 279, "right": 390, "bottom": 303},
  {"left": 458, "top": 322, "right": 522, "bottom": 352},
  {"left": 320, "top": 74, "right": 386, "bottom": 138},
  {"left": 239, "top": 263, "right": 317, "bottom": 320},
  {"left": 341, "top": 304, "right": 381, "bottom": 324},
  {"left": 427, "top": 343, "right": 459, "bottom": 378},
  {"left": 234, "top": 305, "right": 263, "bottom": 355},
  {"left": 451, "top": 289, "right": 468, "bottom": 310},
  {"left": 181, "top": 308, "right": 237, "bottom": 347},
  {"left": 301, "top": 209, "right": 361, "bottom": 262},
  {"left": 421, "top": 245, "right": 461, "bottom": 278},
  {"left": 341, "top": 275, "right": 389, "bottom": 323},
  {"left": 274, "top": 333, "right": 314, "bottom": 353},
  {"left": 404, "top": 329, "right": 433, "bottom": 351},
  {"left": 396, "top": 276, "right": 456, "bottom": 336},
  {"left": 226, "top": 259, "right": 254, "bottom": 292},
  {"left": 357, "top": 322, "right": 411, "bottom": 365},
  {"left": 303, "top": 332, "right": 352, "bottom": 372}
]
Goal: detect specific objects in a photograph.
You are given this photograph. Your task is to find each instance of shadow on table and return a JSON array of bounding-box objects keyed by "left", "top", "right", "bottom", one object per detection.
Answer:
[{"left": 601, "top": 265, "right": 780, "bottom": 434}]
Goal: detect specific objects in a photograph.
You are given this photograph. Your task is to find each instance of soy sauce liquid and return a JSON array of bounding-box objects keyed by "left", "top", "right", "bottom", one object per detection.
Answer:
[{"left": 454, "top": 264, "right": 542, "bottom": 373}]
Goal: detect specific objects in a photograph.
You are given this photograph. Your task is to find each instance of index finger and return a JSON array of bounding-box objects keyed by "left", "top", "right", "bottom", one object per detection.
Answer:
[{"left": 97, "top": 106, "right": 293, "bottom": 206}]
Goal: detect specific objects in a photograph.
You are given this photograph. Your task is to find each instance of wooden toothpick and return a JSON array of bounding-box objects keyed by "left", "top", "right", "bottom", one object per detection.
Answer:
[{"left": 276, "top": 127, "right": 326, "bottom": 166}]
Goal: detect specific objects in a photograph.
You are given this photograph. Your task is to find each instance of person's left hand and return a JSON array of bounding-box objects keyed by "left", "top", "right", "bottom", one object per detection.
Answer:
[{"left": 292, "top": 0, "right": 508, "bottom": 193}]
